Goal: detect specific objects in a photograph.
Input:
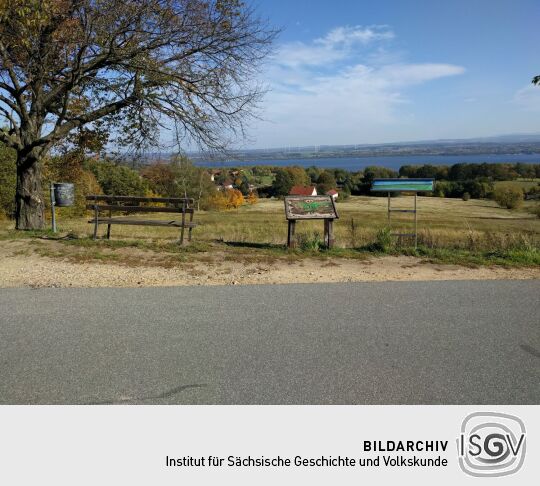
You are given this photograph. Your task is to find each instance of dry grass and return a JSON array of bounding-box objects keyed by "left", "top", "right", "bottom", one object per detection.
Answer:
[{"left": 1, "top": 195, "right": 539, "bottom": 267}]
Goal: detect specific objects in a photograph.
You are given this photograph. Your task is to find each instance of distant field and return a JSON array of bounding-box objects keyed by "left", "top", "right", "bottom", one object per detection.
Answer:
[
  {"left": 494, "top": 178, "right": 540, "bottom": 191},
  {"left": 2, "top": 195, "right": 538, "bottom": 251}
]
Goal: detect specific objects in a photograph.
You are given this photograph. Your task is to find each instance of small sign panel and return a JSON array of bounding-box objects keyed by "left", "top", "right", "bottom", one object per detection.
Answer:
[
  {"left": 371, "top": 178, "right": 434, "bottom": 192},
  {"left": 284, "top": 195, "right": 338, "bottom": 220}
]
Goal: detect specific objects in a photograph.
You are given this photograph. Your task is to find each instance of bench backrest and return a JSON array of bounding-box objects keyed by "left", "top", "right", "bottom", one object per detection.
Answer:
[{"left": 86, "top": 195, "right": 195, "bottom": 214}]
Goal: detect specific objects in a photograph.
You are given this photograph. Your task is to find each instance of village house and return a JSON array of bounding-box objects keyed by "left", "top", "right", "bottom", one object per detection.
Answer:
[
  {"left": 221, "top": 179, "right": 234, "bottom": 190},
  {"left": 289, "top": 185, "right": 318, "bottom": 196},
  {"left": 208, "top": 170, "right": 221, "bottom": 182},
  {"left": 326, "top": 189, "right": 339, "bottom": 200}
]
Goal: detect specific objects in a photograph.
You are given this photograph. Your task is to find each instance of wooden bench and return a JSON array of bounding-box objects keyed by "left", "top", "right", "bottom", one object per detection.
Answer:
[{"left": 86, "top": 195, "right": 197, "bottom": 244}]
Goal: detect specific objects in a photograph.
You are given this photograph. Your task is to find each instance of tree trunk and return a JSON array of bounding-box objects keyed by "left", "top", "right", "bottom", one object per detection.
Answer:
[{"left": 15, "top": 150, "right": 45, "bottom": 230}]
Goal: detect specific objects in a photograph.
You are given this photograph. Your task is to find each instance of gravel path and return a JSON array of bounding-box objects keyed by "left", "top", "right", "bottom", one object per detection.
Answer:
[{"left": 1, "top": 242, "right": 538, "bottom": 288}]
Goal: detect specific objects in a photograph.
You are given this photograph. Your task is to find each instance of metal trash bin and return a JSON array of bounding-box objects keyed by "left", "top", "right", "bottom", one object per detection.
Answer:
[{"left": 53, "top": 183, "right": 75, "bottom": 207}]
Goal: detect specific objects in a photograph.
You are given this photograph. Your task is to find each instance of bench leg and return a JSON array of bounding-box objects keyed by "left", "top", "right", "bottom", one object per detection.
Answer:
[
  {"left": 106, "top": 209, "right": 111, "bottom": 239},
  {"left": 93, "top": 205, "right": 98, "bottom": 240},
  {"left": 188, "top": 210, "right": 194, "bottom": 242},
  {"left": 179, "top": 226, "right": 185, "bottom": 245}
]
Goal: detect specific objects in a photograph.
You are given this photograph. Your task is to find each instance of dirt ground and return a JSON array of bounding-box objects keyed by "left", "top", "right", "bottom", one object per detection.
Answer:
[{"left": 0, "top": 240, "right": 538, "bottom": 288}]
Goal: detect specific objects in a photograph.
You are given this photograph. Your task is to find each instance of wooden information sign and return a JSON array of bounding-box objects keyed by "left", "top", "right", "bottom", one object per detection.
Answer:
[{"left": 284, "top": 195, "right": 339, "bottom": 248}]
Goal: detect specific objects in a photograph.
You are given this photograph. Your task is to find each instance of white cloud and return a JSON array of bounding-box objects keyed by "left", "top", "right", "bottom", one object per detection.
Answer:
[
  {"left": 275, "top": 25, "right": 394, "bottom": 68},
  {"left": 316, "top": 25, "right": 395, "bottom": 47},
  {"left": 253, "top": 26, "right": 465, "bottom": 147}
]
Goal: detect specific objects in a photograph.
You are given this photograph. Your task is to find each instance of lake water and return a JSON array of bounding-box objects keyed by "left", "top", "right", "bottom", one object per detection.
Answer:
[{"left": 196, "top": 153, "right": 540, "bottom": 171}]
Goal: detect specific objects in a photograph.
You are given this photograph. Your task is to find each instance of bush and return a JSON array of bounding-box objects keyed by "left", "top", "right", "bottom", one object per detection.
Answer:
[
  {"left": 226, "top": 188, "right": 244, "bottom": 209},
  {"left": 203, "top": 191, "right": 229, "bottom": 210},
  {"left": 298, "top": 231, "right": 323, "bottom": 251},
  {"left": 87, "top": 160, "right": 148, "bottom": 196},
  {"left": 203, "top": 188, "right": 244, "bottom": 210},
  {"left": 492, "top": 186, "right": 524, "bottom": 209},
  {"left": 373, "top": 227, "right": 393, "bottom": 252},
  {"left": 462, "top": 192, "right": 470, "bottom": 201}
]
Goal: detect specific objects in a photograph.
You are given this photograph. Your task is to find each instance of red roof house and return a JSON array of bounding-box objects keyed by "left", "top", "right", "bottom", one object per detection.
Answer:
[
  {"left": 289, "top": 186, "right": 317, "bottom": 196},
  {"left": 326, "top": 189, "right": 339, "bottom": 199}
]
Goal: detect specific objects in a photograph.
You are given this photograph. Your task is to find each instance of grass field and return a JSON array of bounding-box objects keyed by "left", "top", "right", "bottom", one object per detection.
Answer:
[
  {"left": 494, "top": 178, "right": 540, "bottom": 191},
  {"left": 1, "top": 195, "right": 539, "bottom": 267}
]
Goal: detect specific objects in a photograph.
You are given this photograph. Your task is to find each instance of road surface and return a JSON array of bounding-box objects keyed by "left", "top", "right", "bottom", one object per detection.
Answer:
[{"left": 0, "top": 280, "right": 538, "bottom": 404}]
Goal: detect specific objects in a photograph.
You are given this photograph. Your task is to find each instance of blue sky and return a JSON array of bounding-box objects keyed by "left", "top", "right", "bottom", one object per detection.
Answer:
[{"left": 244, "top": 0, "right": 540, "bottom": 148}]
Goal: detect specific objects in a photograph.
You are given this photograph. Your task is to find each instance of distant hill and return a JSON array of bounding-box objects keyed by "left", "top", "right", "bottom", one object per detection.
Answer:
[
  {"left": 186, "top": 133, "right": 540, "bottom": 162},
  {"left": 134, "top": 133, "right": 540, "bottom": 163}
]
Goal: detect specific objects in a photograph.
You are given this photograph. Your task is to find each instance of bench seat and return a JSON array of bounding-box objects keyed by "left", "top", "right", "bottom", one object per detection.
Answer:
[
  {"left": 89, "top": 217, "right": 197, "bottom": 228},
  {"left": 86, "top": 195, "right": 197, "bottom": 243}
]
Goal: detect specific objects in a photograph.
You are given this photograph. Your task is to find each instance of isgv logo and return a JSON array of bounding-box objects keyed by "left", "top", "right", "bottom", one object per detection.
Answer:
[{"left": 457, "top": 412, "right": 526, "bottom": 477}]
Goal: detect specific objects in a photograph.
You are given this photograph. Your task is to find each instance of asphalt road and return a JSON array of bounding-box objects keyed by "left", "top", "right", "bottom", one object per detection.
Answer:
[{"left": 0, "top": 280, "right": 538, "bottom": 404}]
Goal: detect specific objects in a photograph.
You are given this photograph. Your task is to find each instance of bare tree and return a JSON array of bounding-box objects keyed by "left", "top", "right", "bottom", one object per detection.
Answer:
[{"left": 0, "top": 0, "right": 276, "bottom": 229}]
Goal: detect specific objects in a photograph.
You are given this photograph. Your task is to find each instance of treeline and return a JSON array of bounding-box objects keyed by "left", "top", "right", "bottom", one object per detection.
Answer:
[
  {"left": 399, "top": 162, "right": 539, "bottom": 181},
  {"left": 262, "top": 163, "right": 540, "bottom": 199},
  {"left": 0, "top": 146, "right": 249, "bottom": 219},
  {"left": 1, "top": 139, "right": 539, "bottom": 220}
]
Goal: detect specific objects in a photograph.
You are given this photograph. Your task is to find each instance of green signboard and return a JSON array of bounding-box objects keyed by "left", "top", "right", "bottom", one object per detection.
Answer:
[
  {"left": 371, "top": 178, "right": 434, "bottom": 192},
  {"left": 284, "top": 195, "right": 338, "bottom": 220}
]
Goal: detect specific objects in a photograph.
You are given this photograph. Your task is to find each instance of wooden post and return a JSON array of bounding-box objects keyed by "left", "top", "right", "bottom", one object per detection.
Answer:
[
  {"left": 287, "top": 220, "right": 296, "bottom": 248},
  {"left": 93, "top": 204, "right": 98, "bottom": 240},
  {"left": 387, "top": 192, "right": 391, "bottom": 222},
  {"left": 106, "top": 208, "right": 112, "bottom": 239},
  {"left": 327, "top": 219, "right": 335, "bottom": 248},
  {"left": 180, "top": 201, "right": 186, "bottom": 244},
  {"left": 188, "top": 203, "right": 194, "bottom": 242}
]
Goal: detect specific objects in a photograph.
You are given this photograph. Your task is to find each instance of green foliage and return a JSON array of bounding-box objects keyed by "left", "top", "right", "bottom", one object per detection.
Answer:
[
  {"left": 316, "top": 170, "right": 337, "bottom": 194},
  {"left": 373, "top": 227, "right": 393, "bottom": 252},
  {"left": 140, "top": 162, "right": 177, "bottom": 196},
  {"left": 287, "top": 166, "right": 311, "bottom": 186},
  {"left": 492, "top": 186, "right": 524, "bottom": 209},
  {"left": 462, "top": 192, "right": 471, "bottom": 201},
  {"left": 434, "top": 180, "right": 493, "bottom": 199},
  {"left": 306, "top": 166, "right": 322, "bottom": 183},
  {"left": 271, "top": 168, "right": 295, "bottom": 196},
  {"left": 0, "top": 143, "right": 16, "bottom": 218},
  {"left": 400, "top": 164, "right": 448, "bottom": 180},
  {"left": 87, "top": 160, "right": 148, "bottom": 196},
  {"left": 297, "top": 231, "right": 324, "bottom": 252}
]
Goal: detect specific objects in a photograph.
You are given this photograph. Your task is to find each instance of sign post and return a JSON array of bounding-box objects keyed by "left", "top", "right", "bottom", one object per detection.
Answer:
[
  {"left": 284, "top": 195, "right": 339, "bottom": 249},
  {"left": 371, "top": 178, "right": 434, "bottom": 248}
]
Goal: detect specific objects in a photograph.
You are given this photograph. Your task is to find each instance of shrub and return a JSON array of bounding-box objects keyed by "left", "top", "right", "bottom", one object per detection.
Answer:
[
  {"left": 203, "top": 191, "right": 229, "bottom": 210},
  {"left": 373, "top": 227, "right": 393, "bottom": 252},
  {"left": 87, "top": 160, "right": 148, "bottom": 196},
  {"left": 203, "top": 188, "right": 244, "bottom": 210},
  {"left": 226, "top": 188, "right": 244, "bottom": 209},
  {"left": 492, "top": 186, "right": 524, "bottom": 209},
  {"left": 298, "top": 231, "right": 323, "bottom": 251},
  {"left": 316, "top": 171, "right": 337, "bottom": 194},
  {"left": 462, "top": 192, "right": 470, "bottom": 201}
]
